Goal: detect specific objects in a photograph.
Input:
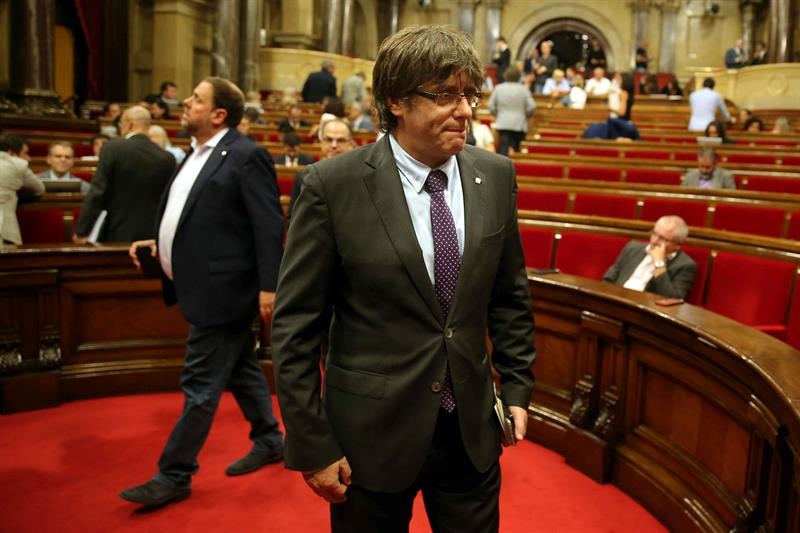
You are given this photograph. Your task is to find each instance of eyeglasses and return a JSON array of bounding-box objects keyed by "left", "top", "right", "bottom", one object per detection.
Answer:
[
  {"left": 650, "top": 230, "right": 679, "bottom": 244},
  {"left": 322, "top": 136, "right": 351, "bottom": 144},
  {"left": 412, "top": 89, "right": 482, "bottom": 108}
]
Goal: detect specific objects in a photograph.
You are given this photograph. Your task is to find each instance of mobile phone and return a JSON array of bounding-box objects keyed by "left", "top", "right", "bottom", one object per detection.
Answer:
[{"left": 135, "top": 246, "right": 162, "bottom": 279}]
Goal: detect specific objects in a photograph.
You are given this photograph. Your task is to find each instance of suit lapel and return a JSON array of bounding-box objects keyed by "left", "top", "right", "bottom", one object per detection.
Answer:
[
  {"left": 175, "top": 129, "right": 236, "bottom": 232},
  {"left": 363, "top": 138, "right": 441, "bottom": 320},
  {"left": 450, "top": 149, "right": 485, "bottom": 317}
]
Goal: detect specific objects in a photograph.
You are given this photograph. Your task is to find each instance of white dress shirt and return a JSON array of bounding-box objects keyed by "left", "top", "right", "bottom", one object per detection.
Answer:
[
  {"left": 158, "top": 128, "right": 229, "bottom": 280},
  {"left": 389, "top": 134, "right": 464, "bottom": 285}
]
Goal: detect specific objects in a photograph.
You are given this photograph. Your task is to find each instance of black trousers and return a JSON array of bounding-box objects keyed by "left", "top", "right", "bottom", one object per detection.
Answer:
[{"left": 330, "top": 409, "right": 501, "bottom": 533}]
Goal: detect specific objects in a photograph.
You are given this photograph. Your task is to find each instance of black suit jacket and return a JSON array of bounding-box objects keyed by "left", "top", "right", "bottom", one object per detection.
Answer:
[
  {"left": 602, "top": 241, "right": 697, "bottom": 299},
  {"left": 272, "top": 138, "right": 536, "bottom": 492},
  {"left": 272, "top": 153, "right": 315, "bottom": 167},
  {"left": 76, "top": 133, "right": 176, "bottom": 242},
  {"left": 157, "top": 128, "right": 284, "bottom": 328},
  {"left": 301, "top": 69, "right": 337, "bottom": 103}
]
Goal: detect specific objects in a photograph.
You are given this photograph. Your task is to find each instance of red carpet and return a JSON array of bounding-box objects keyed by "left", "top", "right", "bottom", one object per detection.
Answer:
[{"left": 0, "top": 392, "right": 666, "bottom": 532}]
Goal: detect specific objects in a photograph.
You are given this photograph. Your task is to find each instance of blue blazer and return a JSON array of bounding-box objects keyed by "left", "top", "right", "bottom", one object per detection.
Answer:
[{"left": 156, "top": 128, "right": 284, "bottom": 328}]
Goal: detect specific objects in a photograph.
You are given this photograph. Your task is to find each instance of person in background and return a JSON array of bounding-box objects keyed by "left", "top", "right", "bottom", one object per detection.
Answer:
[
  {"left": 704, "top": 120, "right": 735, "bottom": 144},
  {"left": 737, "top": 108, "right": 752, "bottom": 126},
  {"left": 468, "top": 107, "right": 496, "bottom": 152},
  {"left": 634, "top": 41, "right": 649, "bottom": 72},
  {"left": 287, "top": 118, "right": 354, "bottom": 217},
  {"left": 341, "top": 71, "right": 367, "bottom": 107},
  {"left": 688, "top": 77, "right": 730, "bottom": 132},
  {"left": 244, "top": 90, "right": 264, "bottom": 114},
  {"left": 347, "top": 101, "right": 374, "bottom": 131},
  {"left": 492, "top": 36, "right": 511, "bottom": 83},
  {"left": 585, "top": 67, "right": 612, "bottom": 97},
  {"left": 302, "top": 60, "right": 337, "bottom": 103},
  {"left": 158, "top": 81, "right": 180, "bottom": 107},
  {"left": 100, "top": 102, "right": 122, "bottom": 137},
  {"left": 660, "top": 74, "right": 683, "bottom": 97},
  {"left": 724, "top": 38, "right": 746, "bottom": 69},
  {"left": 277, "top": 104, "right": 310, "bottom": 133},
  {"left": 638, "top": 73, "right": 659, "bottom": 95},
  {"left": 533, "top": 40, "right": 557, "bottom": 94},
  {"left": 750, "top": 40, "right": 768, "bottom": 65},
  {"left": 37, "top": 141, "right": 89, "bottom": 193},
  {"left": 488, "top": 65, "right": 536, "bottom": 156},
  {"left": 771, "top": 116, "right": 792, "bottom": 134},
  {"left": 566, "top": 75, "right": 587, "bottom": 109},
  {"left": 609, "top": 72, "right": 635, "bottom": 121},
  {"left": 587, "top": 38, "right": 606, "bottom": 71},
  {"left": 271, "top": 24, "right": 535, "bottom": 532},
  {"left": 74, "top": 106, "right": 176, "bottom": 243},
  {"left": 148, "top": 124, "right": 187, "bottom": 164},
  {"left": 120, "top": 76, "right": 285, "bottom": 508},
  {"left": 81, "top": 134, "right": 110, "bottom": 162},
  {"left": 0, "top": 134, "right": 45, "bottom": 244},
  {"left": 542, "top": 68, "right": 571, "bottom": 101},
  {"left": 680, "top": 147, "right": 736, "bottom": 189},
  {"left": 603, "top": 215, "right": 696, "bottom": 300},
  {"left": 522, "top": 47, "right": 540, "bottom": 88},
  {"left": 744, "top": 117, "right": 765, "bottom": 133},
  {"left": 273, "top": 131, "right": 315, "bottom": 167},
  {"left": 150, "top": 99, "right": 171, "bottom": 120},
  {"left": 310, "top": 97, "right": 346, "bottom": 140}
]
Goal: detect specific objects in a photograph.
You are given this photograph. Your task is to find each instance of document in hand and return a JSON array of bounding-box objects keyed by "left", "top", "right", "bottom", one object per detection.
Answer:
[{"left": 493, "top": 382, "right": 516, "bottom": 447}]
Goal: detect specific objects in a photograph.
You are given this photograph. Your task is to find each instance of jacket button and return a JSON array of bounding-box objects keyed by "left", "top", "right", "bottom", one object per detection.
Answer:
[
  {"left": 444, "top": 328, "right": 453, "bottom": 339},
  {"left": 431, "top": 381, "right": 442, "bottom": 392}
]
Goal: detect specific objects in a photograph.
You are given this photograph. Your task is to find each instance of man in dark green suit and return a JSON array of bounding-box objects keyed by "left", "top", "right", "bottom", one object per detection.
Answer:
[{"left": 272, "top": 25, "right": 536, "bottom": 533}]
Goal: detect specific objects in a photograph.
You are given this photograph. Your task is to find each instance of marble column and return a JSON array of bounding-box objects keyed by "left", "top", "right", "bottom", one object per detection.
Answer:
[
  {"left": 655, "top": 0, "right": 680, "bottom": 73},
  {"left": 325, "top": 0, "right": 344, "bottom": 53},
  {"left": 768, "top": 0, "right": 793, "bottom": 62},
  {"left": 213, "top": 0, "right": 241, "bottom": 80},
  {"left": 457, "top": 0, "right": 478, "bottom": 36},
  {"left": 272, "top": 1, "right": 318, "bottom": 49},
  {"left": 341, "top": 0, "right": 355, "bottom": 57},
  {"left": 740, "top": 0, "right": 757, "bottom": 60},
  {"left": 377, "top": 0, "right": 404, "bottom": 46},
  {"left": 8, "top": 0, "right": 66, "bottom": 115},
  {"left": 239, "top": 0, "right": 261, "bottom": 92},
  {"left": 484, "top": 0, "right": 506, "bottom": 69}
]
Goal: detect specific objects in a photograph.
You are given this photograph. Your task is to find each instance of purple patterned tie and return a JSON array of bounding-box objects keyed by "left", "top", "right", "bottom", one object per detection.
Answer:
[{"left": 426, "top": 169, "right": 460, "bottom": 412}]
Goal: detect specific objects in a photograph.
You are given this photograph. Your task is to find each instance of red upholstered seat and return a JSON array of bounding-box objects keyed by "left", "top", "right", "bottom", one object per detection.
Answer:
[
  {"left": 625, "top": 168, "right": 682, "bottom": 185},
  {"left": 554, "top": 231, "right": 628, "bottom": 280},
  {"left": 720, "top": 153, "right": 777, "bottom": 165},
  {"left": 572, "top": 193, "right": 637, "bottom": 219},
  {"left": 741, "top": 176, "right": 800, "bottom": 195},
  {"left": 776, "top": 154, "right": 800, "bottom": 166},
  {"left": 276, "top": 175, "right": 294, "bottom": 196},
  {"left": 783, "top": 285, "right": 800, "bottom": 350},
  {"left": 517, "top": 189, "right": 569, "bottom": 212},
  {"left": 711, "top": 204, "right": 787, "bottom": 238},
  {"left": 519, "top": 226, "right": 555, "bottom": 268},
  {"left": 528, "top": 145, "right": 571, "bottom": 156},
  {"left": 679, "top": 244, "right": 711, "bottom": 305},
  {"left": 73, "top": 170, "right": 93, "bottom": 183},
  {"left": 574, "top": 146, "right": 618, "bottom": 158},
  {"left": 672, "top": 151, "right": 698, "bottom": 161},
  {"left": 623, "top": 149, "right": 671, "bottom": 160},
  {"left": 568, "top": 166, "right": 622, "bottom": 182},
  {"left": 17, "top": 210, "right": 66, "bottom": 244},
  {"left": 704, "top": 252, "right": 796, "bottom": 337},
  {"left": 72, "top": 144, "right": 94, "bottom": 158},
  {"left": 514, "top": 162, "right": 563, "bottom": 178},
  {"left": 639, "top": 198, "right": 708, "bottom": 227},
  {"left": 787, "top": 213, "right": 800, "bottom": 241}
]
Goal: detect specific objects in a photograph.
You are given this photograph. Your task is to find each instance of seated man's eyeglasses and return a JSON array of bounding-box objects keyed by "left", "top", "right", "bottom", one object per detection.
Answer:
[
  {"left": 412, "top": 88, "right": 482, "bottom": 108},
  {"left": 650, "top": 230, "right": 678, "bottom": 244}
]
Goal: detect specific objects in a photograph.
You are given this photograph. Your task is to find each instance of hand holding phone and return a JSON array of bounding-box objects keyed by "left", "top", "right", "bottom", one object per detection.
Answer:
[{"left": 135, "top": 245, "right": 162, "bottom": 279}]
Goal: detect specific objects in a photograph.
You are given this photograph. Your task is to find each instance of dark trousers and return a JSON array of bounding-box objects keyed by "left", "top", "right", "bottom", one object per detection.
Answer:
[
  {"left": 154, "top": 320, "right": 283, "bottom": 486},
  {"left": 330, "top": 409, "right": 501, "bottom": 533},
  {"left": 497, "top": 130, "right": 525, "bottom": 157}
]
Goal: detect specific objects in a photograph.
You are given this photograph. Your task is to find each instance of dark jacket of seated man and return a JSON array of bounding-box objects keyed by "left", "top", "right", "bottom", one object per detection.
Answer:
[{"left": 602, "top": 215, "right": 697, "bottom": 300}]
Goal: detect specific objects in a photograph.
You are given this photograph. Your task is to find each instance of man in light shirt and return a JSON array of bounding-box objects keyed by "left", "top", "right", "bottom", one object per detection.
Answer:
[
  {"left": 584, "top": 67, "right": 612, "bottom": 97},
  {"left": 688, "top": 77, "right": 730, "bottom": 132},
  {"left": 680, "top": 147, "right": 736, "bottom": 189},
  {"left": 603, "top": 215, "right": 697, "bottom": 300}
]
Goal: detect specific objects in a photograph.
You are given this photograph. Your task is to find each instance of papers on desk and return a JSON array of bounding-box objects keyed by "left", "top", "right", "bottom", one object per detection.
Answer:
[{"left": 87, "top": 210, "right": 107, "bottom": 243}]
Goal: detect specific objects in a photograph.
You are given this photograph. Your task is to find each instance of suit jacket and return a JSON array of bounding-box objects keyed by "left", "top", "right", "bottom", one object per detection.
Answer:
[
  {"left": 271, "top": 138, "right": 536, "bottom": 492},
  {"left": 602, "top": 241, "right": 697, "bottom": 299},
  {"left": 272, "top": 153, "right": 315, "bottom": 167},
  {"left": 157, "top": 128, "right": 284, "bottom": 328},
  {"left": 277, "top": 118, "right": 310, "bottom": 133},
  {"left": 488, "top": 82, "right": 535, "bottom": 132},
  {"left": 0, "top": 153, "right": 45, "bottom": 244},
  {"left": 724, "top": 47, "right": 745, "bottom": 69},
  {"left": 681, "top": 167, "right": 736, "bottom": 189},
  {"left": 301, "top": 69, "right": 337, "bottom": 103},
  {"left": 492, "top": 47, "right": 511, "bottom": 80},
  {"left": 75, "top": 134, "right": 176, "bottom": 242}
]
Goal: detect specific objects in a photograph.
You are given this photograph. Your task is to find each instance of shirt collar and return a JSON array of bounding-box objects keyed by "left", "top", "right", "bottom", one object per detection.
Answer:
[
  {"left": 190, "top": 127, "right": 229, "bottom": 153},
  {"left": 388, "top": 134, "right": 458, "bottom": 193}
]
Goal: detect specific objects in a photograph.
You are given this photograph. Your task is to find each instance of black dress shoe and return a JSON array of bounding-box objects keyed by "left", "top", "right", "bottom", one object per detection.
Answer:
[
  {"left": 225, "top": 448, "right": 283, "bottom": 476},
  {"left": 119, "top": 479, "right": 191, "bottom": 507}
]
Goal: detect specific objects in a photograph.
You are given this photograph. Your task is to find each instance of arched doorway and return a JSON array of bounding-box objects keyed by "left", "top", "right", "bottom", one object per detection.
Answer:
[{"left": 518, "top": 18, "right": 616, "bottom": 75}]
